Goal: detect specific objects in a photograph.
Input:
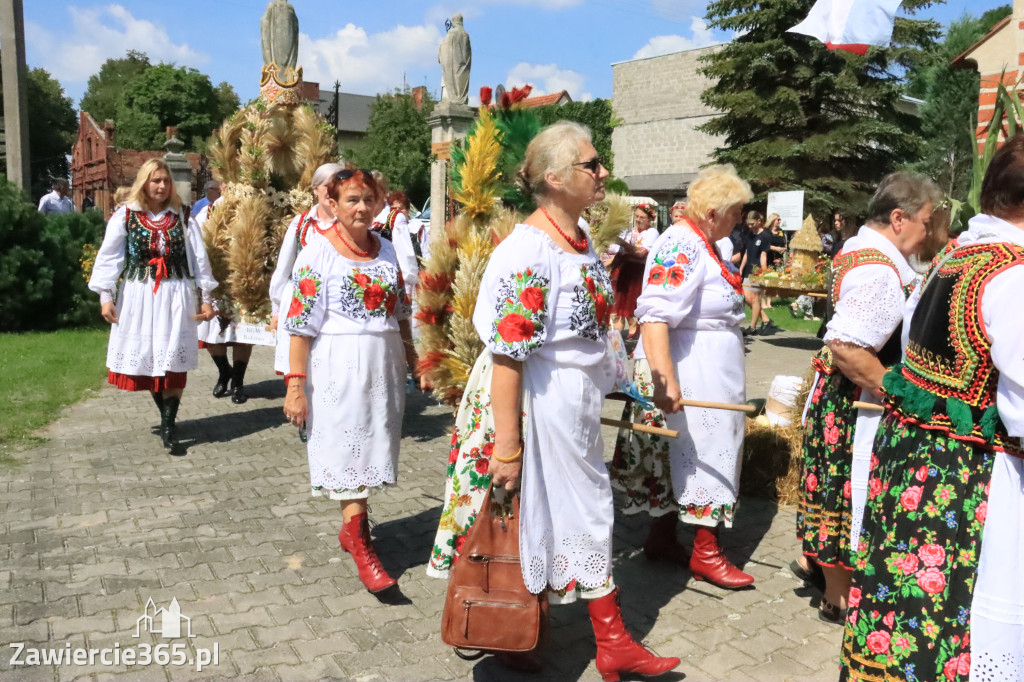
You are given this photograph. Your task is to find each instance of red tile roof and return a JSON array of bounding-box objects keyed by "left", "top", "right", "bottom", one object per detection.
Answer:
[{"left": 520, "top": 91, "right": 572, "bottom": 108}]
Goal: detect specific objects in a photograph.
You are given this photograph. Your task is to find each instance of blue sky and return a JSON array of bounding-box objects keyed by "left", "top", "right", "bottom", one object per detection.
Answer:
[{"left": 23, "top": 0, "right": 1011, "bottom": 109}]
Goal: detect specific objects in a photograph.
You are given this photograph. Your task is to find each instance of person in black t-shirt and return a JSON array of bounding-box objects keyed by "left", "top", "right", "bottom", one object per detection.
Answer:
[{"left": 739, "top": 212, "right": 777, "bottom": 334}]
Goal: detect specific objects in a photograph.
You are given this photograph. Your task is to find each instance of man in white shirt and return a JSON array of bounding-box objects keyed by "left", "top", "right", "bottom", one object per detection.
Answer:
[{"left": 37, "top": 179, "right": 74, "bottom": 215}]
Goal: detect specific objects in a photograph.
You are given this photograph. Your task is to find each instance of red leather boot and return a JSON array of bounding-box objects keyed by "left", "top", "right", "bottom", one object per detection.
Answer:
[
  {"left": 587, "top": 589, "right": 681, "bottom": 681},
  {"left": 338, "top": 513, "right": 396, "bottom": 593},
  {"left": 643, "top": 513, "right": 690, "bottom": 566},
  {"left": 689, "top": 526, "right": 754, "bottom": 589}
]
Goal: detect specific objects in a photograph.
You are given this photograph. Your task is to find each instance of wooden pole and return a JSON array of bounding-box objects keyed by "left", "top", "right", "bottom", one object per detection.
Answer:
[
  {"left": 600, "top": 418, "right": 679, "bottom": 438},
  {"left": 0, "top": 0, "right": 31, "bottom": 191}
]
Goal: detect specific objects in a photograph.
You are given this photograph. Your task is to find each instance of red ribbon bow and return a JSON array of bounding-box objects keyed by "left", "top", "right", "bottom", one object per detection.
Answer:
[{"left": 148, "top": 256, "right": 168, "bottom": 293}]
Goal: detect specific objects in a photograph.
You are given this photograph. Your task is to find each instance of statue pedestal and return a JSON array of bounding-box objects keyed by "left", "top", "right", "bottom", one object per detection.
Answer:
[
  {"left": 162, "top": 134, "right": 193, "bottom": 208},
  {"left": 427, "top": 101, "right": 476, "bottom": 229}
]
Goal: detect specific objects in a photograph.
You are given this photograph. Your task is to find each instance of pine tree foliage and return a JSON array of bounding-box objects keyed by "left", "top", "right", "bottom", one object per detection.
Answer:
[{"left": 700, "top": 0, "right": 940, "bottom": 218}]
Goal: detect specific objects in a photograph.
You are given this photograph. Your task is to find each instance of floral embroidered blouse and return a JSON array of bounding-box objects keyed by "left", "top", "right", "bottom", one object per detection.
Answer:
[
  {"left": 283, "top": 237, "right": 411, "bottom": 337},
  {"left": 269, "top": 208, "right": 335, "bottom": 317},
  {"left": 634, "top": 222, "right": 745, "bottom": 350},
  {"left": 472, "top": 224, "right": 615, "bottom": 368}
]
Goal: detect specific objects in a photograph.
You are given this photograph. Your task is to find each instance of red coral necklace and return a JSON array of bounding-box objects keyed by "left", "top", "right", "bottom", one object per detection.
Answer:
[
  {"left": 686, "top": 218, "right": 743, "bottom": 294},
  {"left": 335, "top": 224, "right": 374, "bottom": 258},
  {"left": 138, "top": 210, "right": 176, "bottom": 232},
  {"left": 540, "top": 206, "right": 588, "bottom": 252}
]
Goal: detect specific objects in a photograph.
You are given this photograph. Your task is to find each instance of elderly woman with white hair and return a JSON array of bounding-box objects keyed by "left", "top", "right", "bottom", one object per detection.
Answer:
[
  {"left": 610, "top": 165, "right": 755, "bottom": 589},
  {"left": 88, "top": 158, "right": 217, "bottom": 453},
  {"left": 428, "top": 122, "right": 680, "bottom": 680},
  {"left": 268, "top": 162, "right": 345, "bottom": 375}
]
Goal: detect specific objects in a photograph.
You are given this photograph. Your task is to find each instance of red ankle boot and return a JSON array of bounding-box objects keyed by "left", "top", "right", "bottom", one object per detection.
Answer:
[
  {"left": 689, "top": 526, "right": 753, "bottom": 589},
  {"left": 643, "top": 514, "right": 690, "bottom": 566},
  {"left": 587, "top": 589, "right": 681, "bottom": 681},
  {"left": 338, "top": 513, "right": 396, "bottom": 593}
]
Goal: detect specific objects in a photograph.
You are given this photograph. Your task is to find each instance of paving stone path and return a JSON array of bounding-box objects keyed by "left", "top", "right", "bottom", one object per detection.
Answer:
[{"left": 1, "top": 331, "right": 840, "bottom": 681}]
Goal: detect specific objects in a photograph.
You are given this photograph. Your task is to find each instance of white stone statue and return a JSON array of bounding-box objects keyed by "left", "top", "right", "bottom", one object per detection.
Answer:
[
  {"left": 438, "top": 14, "right": 471, "bottom": 104},
  {"left": 261, "top": 0, "right": 299, "bottom": 71}
]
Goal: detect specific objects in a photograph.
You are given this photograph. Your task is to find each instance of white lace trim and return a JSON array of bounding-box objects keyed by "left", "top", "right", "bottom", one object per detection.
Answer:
[{"left": 523, "top": 531, "right": 612, "bottom": 594}]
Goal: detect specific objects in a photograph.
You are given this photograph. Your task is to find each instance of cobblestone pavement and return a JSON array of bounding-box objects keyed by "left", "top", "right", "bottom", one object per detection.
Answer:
[{"left": 1, "top": 331, "right": 840, "bottom": 682}]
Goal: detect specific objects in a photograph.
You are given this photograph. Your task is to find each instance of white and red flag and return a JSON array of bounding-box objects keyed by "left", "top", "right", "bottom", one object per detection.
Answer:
[{"left": 787, "top": 0, "right": 904, "bottom": 55}]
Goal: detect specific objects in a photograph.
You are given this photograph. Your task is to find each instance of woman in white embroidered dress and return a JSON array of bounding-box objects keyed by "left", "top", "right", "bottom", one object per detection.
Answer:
[
  {"left": 794, "top": 172, "right": 940, "bottom": 624},
  {"left": 192, "top": 197, "right": 255, "bottom": 404},
  {"left": 610, "top": 165, "right": 755, "bottom": 588},
  {"left": 281, "top": 166, "right": 415, "bottom": 595},
  {"left": 89, "top": 158, "right": 217, "bottom": 453},
  {"left": 428, "top": 123, "right": 680, "bottom": 680},
  {"left": 269, "top": 162, "right": 344, "bottom": 376}
]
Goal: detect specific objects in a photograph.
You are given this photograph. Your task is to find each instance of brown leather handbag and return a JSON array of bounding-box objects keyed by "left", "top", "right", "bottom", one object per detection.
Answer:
[{"left": 441, "top": 488, "right": 549, "bottom": 656}]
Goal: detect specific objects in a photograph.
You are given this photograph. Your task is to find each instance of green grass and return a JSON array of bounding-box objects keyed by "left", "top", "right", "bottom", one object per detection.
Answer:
[
  {"left": 0, "top": 328, "right": 109, "bottom": 452},
  {"left": 746, "top": 297, "right": 824, "bottom": 335}
]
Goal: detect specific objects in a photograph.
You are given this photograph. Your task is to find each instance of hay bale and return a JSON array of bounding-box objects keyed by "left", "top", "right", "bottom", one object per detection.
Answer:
[{"left": 739, "top": 371, "right": 814, "bottom": 506}]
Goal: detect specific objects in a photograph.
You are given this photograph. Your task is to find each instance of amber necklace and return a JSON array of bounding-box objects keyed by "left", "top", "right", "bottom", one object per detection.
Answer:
[
  {"left": 540, "top": 206, "right": 588, "bottom": 252},
  {"left": 686, "top": 218, "right": 743, "bottom": 294},
  {"left": 335, "top": 224, "right": 375, "bottom": 258}
]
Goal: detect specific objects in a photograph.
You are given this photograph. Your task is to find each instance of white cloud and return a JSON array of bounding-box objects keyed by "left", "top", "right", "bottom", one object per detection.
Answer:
[
  {"left": 26, "top": 5, "right": 206, "bottom": 87},
  {"left": 632, "top": 17, "right": 717, "bottom": 59},
  {"left": 300, "top": 23, "right": 444, "bottom": 95},
  {"left": 506, "top": 62, "right": 592, "bottom": 101}
]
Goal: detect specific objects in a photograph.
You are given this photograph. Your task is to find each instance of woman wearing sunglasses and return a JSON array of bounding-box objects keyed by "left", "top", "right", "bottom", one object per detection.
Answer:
[
  {"left": 610, "top": 165, "right": 756, "bottom": 588},
  {"left": 281, "top": 166, "right": 417, "bottom": 594},
  {"left": 428, "top": 122, "right": 680, "bottom": 679}
]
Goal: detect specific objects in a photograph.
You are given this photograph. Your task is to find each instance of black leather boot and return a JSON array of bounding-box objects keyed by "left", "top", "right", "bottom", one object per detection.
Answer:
[
  {"left": 160, "top": 396, "right": 183, "bottom": 454},
  {"left": 230, "top": 360, "right": 248, "bottom": 404},
  {"left": 211, "top": 354, "right": 232, "bottom": 397}
]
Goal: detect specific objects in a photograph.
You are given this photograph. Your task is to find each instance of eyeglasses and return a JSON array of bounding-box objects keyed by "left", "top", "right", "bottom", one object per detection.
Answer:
[
  {"left": 334, "top": 168, "right": 374, "bottom": 181},
  {"left": 573, "top": 157, "right": 604, "bottom": 174}
]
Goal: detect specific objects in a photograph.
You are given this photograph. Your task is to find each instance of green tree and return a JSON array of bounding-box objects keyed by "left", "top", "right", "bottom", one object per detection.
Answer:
[
  {"left": 907, "top": 7, "right": 1011, "bottom": 197},
  {"left": 115, "top": 64, "right": 223, "bottom": 151},
  {"left": 0, "top": 61, "right": 77, "bottom": 198},
  {"left": 79, "top": 50, "right": 151, "bottom": 122},
  {"left": 214, "top": 81, "right": 241, "bottom": 124},
  {"left": 534, "top": 99, "right": 617, "bottom": 173},
  {"left": 700, "top": 0, "right": 940, "bottom": 218},
  {"left": 351, "top": 88, "right": 435, "bottom": 207}
]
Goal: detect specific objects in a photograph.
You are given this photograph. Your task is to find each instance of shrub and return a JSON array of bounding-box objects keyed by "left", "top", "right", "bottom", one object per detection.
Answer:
[{"left": 0, "top": 175, "right": 106, "bottom": 331}]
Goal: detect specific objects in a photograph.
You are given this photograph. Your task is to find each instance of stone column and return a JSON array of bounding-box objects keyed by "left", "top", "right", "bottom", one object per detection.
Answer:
[
  {"left": 427, "top": 101, "right": 475, "bottom": 230},
  {"left": 162, "top": 128, "right": 193, "bottom": 210},
  {"left": 0, "top": 0, "right": 31, "bottom": 190}
]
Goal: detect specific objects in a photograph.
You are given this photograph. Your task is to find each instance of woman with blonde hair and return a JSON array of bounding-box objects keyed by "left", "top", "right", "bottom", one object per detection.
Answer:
[
  {"left": 89, "top": 158, "right": 217, "bottom": 453},
  {"left": 428, "top": 122, "right": 680, "bottom": 679},
  {"left": 282, "top": 166, "right": 417, "bottom": 594},
  {"left": 611, "top": 164, "right": 756, "bottom": 588}
]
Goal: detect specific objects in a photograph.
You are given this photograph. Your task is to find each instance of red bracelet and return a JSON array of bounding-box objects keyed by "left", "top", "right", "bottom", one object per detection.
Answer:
[{"left": 284, "top": 372, "right": 307, "bottom": 385}]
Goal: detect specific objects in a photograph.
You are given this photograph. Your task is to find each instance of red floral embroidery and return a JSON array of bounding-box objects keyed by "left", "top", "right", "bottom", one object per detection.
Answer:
[
  {"left": 497, "top": 313, "right": 535, "bottom": 342},
  {"left": 363, "top": 284, "right": 385, "bottom": 310},
  {"left": 648, "top": 264, "right": 667, "bottom": 285},
  {"left": 287, "top": 297, "right": 303, "bottom": 318},
  {"left": 519, "top": 286, "right": 545, "bottom": 313}
]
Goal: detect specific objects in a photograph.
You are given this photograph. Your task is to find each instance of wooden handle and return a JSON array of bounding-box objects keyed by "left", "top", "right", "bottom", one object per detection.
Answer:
[
  {"left": 853, "top": 401, "right": 884, "bottom": 411},
  {"left": 600, "top": 418, "right": 679, "bottom": 438},
  {"left": 677, "top": 398, "right": 757, "bottom": 413},
  {"left": 605, "top": 393, "right": 757, "bottom": 414}
]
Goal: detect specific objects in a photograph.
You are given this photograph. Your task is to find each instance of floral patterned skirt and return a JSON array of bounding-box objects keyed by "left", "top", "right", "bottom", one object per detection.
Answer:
[
  {"left": 427, "top": 351, "right": 614, "bottom": 603},
  {"left": 798, "top": 370, "right": 859, "bottom": 568},
  {"left": 609, "top": 356, "right": 738, "bottom": 527},
  {"left": 840, "top": 412, "right": 995, "bottom": 682}
]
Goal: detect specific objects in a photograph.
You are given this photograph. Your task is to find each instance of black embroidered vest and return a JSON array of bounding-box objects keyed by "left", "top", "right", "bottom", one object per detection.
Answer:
[
  {"left": 886, "top": 240, "right": 1024, "bottom": 456},
  {"left": 812, "top": 248, "right": 908, "bottom": 375},
  {"left": 121, "top": 209, "right": 191, "bottom": 283}
]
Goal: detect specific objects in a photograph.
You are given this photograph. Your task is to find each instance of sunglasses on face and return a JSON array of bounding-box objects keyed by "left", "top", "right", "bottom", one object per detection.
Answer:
[
  {"left": 334, "top": 168, "right": 374, "bottom": 182},
  {"left": 573, "top": 157, "right": 604, "bottom": 174}
]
